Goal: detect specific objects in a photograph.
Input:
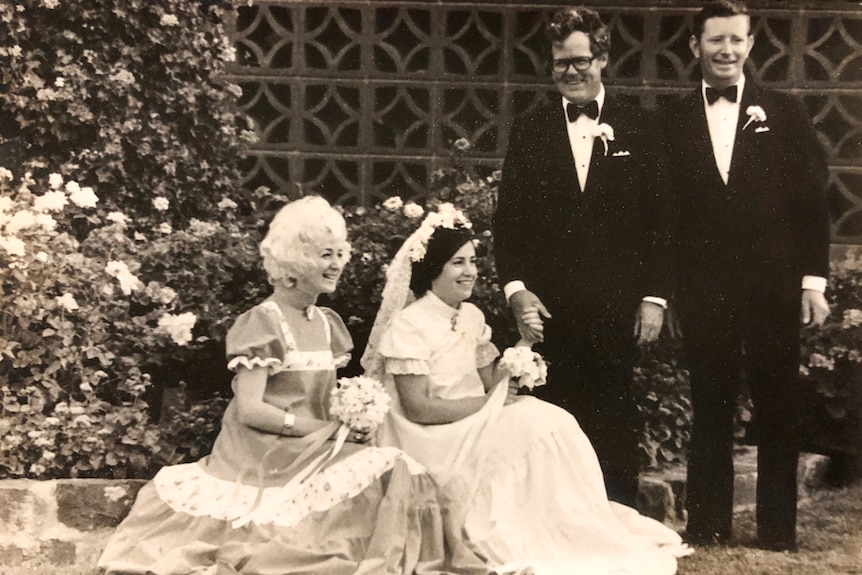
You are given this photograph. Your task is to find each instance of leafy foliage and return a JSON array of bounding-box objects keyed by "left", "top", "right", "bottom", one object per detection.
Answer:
[
  {"left": 0, "top": 0, "right": 270, "bottom": 479},
  {"left": 799, "top": 252, "right": 862, "bottom": 458}
]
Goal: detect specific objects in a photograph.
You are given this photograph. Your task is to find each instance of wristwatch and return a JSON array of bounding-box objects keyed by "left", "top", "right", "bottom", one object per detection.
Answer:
[{"left": 282, "top": 412, "right": 296, "bottom": 434}]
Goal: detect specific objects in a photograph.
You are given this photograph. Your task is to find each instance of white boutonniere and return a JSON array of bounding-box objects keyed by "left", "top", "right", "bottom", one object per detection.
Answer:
[
  {"left": 742, "top": 105, "right": 767, "bottom": 131},
  {"left": 592, "top": 123, "right": 615, "bottom": 156}
]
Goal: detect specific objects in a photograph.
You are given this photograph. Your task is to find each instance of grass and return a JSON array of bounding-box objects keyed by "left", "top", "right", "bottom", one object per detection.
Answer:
[
  {"left": 678, "top": 481, "right": 862, "bottom": 575},
  {"left": 1, "top": 482, "right": 860, "bottom": 575}
]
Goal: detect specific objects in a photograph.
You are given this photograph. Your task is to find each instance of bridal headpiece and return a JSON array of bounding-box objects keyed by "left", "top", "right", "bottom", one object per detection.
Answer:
[
  {"left": 407, "top": 202, "right": 472, "bottom": 262},
  {"left": 361, "top": 203, "right": 472, "bottom": 380}
]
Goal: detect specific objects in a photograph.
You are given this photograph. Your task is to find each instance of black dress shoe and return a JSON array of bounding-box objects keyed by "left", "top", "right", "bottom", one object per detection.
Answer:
[{"left": 753, "top": 538, "right": 798, "bottom": 553}]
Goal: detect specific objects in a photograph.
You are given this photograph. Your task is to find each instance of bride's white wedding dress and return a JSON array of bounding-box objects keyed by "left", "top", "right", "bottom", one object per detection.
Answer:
[{"left": 376, "top": 292, "right": 690, "bottom": 575}]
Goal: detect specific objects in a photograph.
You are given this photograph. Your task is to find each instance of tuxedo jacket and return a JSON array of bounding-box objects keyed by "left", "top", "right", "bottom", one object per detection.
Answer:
[
  {"left": 493, "top": 93, "right": 671, "bottom": 318},
  {"left": 663, "top": 82, "right": 830, "bottom": 309}
]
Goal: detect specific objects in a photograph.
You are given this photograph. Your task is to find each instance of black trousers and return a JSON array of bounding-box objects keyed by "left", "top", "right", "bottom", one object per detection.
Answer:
[
  {"left": 533, "top": 306, "right": 642, "bottom": 507},
  {"left": 681, "top": 290, "right": 801, "bottom": 544}
]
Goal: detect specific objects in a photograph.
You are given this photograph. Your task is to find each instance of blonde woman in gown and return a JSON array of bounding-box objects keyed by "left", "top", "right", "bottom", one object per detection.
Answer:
[
  {"left": 362, "top": 207, "right": 691, "bottom": 575},
  {"left": 98, "top": 197, "right": 489, "bottom": 575}
]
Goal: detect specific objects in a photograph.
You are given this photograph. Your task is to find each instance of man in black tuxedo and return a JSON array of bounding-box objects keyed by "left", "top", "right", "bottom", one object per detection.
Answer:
[
  {"left": 493, "top": 7, "right": 670, "bottom": 507},
  {"left": 664, "top": 0, "right": 830, "bottom": 551}
]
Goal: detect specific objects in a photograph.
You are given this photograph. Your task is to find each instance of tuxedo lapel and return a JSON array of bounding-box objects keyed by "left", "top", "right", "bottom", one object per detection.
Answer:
[
  {"left": 727, "top": 82, "right": 762, "bottom": 187},
  {"left": 546, "top": 102, "right": 583, "bottom": 196}
]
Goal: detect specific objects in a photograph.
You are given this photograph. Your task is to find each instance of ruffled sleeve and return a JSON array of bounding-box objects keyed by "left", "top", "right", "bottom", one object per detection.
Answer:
[
  {"left": 319, "top": 307, "right": 354, "bottom": 369},
  {"left": 378, "top": 311, "right": 431, "bottom": 376},
  {"left": 476, "top": 320, "right": 500, "bottom": 369},
  {"left": 225, "top": 304, "right": 289, "bottom": 374}
]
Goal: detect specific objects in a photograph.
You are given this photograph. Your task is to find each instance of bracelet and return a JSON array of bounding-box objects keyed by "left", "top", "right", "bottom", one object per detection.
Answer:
[{"left": 282, "top": 412, "right": 296, "bottom": 434}]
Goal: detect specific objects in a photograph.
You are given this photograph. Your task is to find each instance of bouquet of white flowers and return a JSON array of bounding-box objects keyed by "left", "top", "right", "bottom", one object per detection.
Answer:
[
  {"left": 330, "top": 376, "right": 391, "bottom": 432},
  {"left": 499, "top": 346, "right": 548, "bottom": 390}
]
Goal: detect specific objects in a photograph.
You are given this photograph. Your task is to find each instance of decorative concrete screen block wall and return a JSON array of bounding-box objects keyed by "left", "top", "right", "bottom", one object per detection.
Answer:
[{"left": 224, "top": 1, "right": 862, "bottom": 243}]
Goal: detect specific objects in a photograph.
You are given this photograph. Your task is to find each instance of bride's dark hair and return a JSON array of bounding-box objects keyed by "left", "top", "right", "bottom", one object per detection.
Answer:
[{"left": 409, "top": 226, "right": 474, "bottom": 296}]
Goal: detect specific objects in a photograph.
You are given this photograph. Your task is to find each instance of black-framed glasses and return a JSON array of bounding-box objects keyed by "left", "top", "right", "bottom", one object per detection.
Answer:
[{"left": 552, "top": 56, "right": 597, "bottom": 73}]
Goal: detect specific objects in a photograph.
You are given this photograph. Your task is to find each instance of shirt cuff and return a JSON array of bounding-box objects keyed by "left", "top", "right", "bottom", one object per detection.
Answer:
[
  {"left": 802, "top": 275, "right": 827, "bottom": 292},
  {"left": 642, "top": 296, "right": 668, "bottom": 309},
  {"left": 503, "top": 280, "right": 526, "bottom": 301}
]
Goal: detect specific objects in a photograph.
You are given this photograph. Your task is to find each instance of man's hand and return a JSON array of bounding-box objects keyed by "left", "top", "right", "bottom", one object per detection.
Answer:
[
  {"left": 634, "top": 301, "right": 665, "bottom": 345},
  {"left": 801, "top": 289, "right": 830, "bottom": 327},
  {"left": 509, "top": 290, "right": 551, "bottom": 344}
]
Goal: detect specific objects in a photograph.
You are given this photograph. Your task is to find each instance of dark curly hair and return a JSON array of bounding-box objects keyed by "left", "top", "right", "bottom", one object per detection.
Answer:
[
  {"left": 545, "top": 7, "right": 610, "bottom": 57},
  {"left": 409, "top": 226, "right": 475, "bottom": 297},
  {"left": 692, "top": 0, "right": 750, "bottom": 40}
]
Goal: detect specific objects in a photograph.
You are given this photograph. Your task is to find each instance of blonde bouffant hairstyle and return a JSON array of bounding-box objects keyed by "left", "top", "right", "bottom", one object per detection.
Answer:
[{"left": 260, "top": 196, "right": 351, "bottom": 287}]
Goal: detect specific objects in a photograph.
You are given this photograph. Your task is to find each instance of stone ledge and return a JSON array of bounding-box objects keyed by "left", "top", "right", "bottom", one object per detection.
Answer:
[
  {"left": 0, "top": 449, "right": 833, "bottom": 568},
  {"left": 0, "top": 478, "right": 145, "bottom": 567},
  {"left": 638, "top": 448, "right": 832, "bottom": 523}
]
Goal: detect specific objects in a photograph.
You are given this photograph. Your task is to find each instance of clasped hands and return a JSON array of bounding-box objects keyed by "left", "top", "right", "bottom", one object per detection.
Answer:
[{"left": 508, "top": 290, "right": 664, "bottom": 346}]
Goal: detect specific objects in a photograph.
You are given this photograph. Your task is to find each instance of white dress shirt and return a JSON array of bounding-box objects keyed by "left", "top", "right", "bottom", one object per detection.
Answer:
[
  {"left": 701, "top": 76, "right": 744, "bottom": 185},
  {"left": 565, "top": 87, "right": 605, "bottom": 192}
]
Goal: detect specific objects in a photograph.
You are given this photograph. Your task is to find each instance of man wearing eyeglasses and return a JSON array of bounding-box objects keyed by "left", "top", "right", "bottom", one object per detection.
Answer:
[{"left": 493, "top": 6, "right": 671, "bottom": 508}]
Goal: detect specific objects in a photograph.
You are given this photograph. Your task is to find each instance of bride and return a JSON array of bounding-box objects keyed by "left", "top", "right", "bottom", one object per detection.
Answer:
[{"left": 362, "top": 204, "right": 692, "bottom": 575}]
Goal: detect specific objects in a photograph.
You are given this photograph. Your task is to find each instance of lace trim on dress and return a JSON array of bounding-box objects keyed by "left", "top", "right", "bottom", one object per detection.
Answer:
[
  {"left": 226, "top": 356, "right": 284, "bottom": 373},
  {"left": 476, "top": 341, "right": 500, "bottom": 369},
  {"left": 154, "top": 447, "right": 426, "bottom": 527},
  {"left": 384, "top": 357, "right": 430, "bottom": 376}
]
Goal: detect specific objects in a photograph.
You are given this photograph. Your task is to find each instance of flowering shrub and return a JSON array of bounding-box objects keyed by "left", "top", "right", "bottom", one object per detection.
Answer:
[
  {"left": 0, "top": 0, "right": 273, "bottom": 479},
  {"left": 0, "top": 0, "right": 253, "bottom": 227},
  {"left": 799, "top": 252, "right": 862, "bottom": 462},
  {"left": 0, "top": 164, "right": 271, "bottom": 478}
]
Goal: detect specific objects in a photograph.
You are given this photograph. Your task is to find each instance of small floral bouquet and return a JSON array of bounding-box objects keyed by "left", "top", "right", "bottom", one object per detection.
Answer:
[
  {"left": 499, "top": 346, "right": 548, "bottom": 390},
  {"left": 330, "top": 376, "right": 391, "bottom": 432}
]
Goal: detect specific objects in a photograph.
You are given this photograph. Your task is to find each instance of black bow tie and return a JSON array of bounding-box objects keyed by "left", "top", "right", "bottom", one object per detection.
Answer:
[
  {"left": 705, "top": 85, "right": 738, "bottom": 105},
  {"left": 566, "top": 100, "right": 599, "bottom": 122}
]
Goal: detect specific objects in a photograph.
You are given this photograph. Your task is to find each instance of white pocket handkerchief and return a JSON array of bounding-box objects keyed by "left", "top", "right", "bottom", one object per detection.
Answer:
[
  {"left": 755, "top": 126, "right": 770, "bottom": 133},
  {"left": 612, "top": 150, "right": 631, "bottom": 157}
]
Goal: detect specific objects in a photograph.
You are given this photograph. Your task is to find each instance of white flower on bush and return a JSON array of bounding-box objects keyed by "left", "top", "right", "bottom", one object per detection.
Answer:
[
  {"left": 0, "top": 167, "right": 13, "bottom": 181},
  {"left": 48, "top": 172, "right": 63, "bottom": 189},
  {"left": 382, "top": 196, "right": 404, "bottom": 211},
  {"left": 0, "top": 196, "right": 13, "bottom": 213},
  {"left": 498, "top": 345, "right": 548, "bottom": 390},
  {"left": 0, "top": 236, "right": 25, "bottom": 257},
  {"left": 109, "top": 69, "right": 136, "bottom": 85},
  {"left": 152, "top": 196, "right": 170, "bottom": 211},
  {"left": 42, "top": 0, "right": 59, "bottom": 8},
  {"left": 217, "top": 196, "right": 238, "bottom": 210},
  {"left": 403, "top": 202, "right": 424, "bottom": 219},
  {"left": 41, "top": 450, "right": 56, "bottom": 462},
  {"left": 106, "top": 211, "right": 129, "bottom": 226},
  {"left": 33, "top": 190, "right": 67, "bottom": 212},
  {"left": 69, "top": 186, "right": 98, "bottom": 208},
  {"left": 56, "top": 293, "right": 79, "bottom": 312},
  {"left": 809, "top": 352, "right": 835, "bottom": 371},
  {"left": 35, "top": 251, "right": 48, "bottom": 262},
  {"left": 4, "top": 210, "right": 37, "bottom": 234},
  {"left": 842, "top": 308, "right": 862, "bottom": 329},
  {"left": 159, "top": 14, "right": 179, "bottom": 26},
  {"left": 158, "top": 222, "right": 173, "bottom": 235},
  {"left": 158, "top": 312, "right": 197, "bottom": 346},
  {"left": 330, "top": 376, "right": 391, "bottom": 432},
  {"left": 34, "top": 213, "right": 57, "bottom": 232},
  {"left": 105, "top": 260, "right": 144, "bottom": 295}
]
